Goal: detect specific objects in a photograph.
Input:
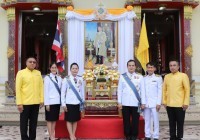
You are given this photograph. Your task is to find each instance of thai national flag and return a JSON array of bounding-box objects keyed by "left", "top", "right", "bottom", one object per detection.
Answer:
[{"left": 52, "top": 21, "right": 65, "bottom": 72}]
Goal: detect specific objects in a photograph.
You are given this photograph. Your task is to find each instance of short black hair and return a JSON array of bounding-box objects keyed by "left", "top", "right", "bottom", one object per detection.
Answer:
[
  {"left": 127, "top": 59, "right": 136, "bottom": 67},
  {"left": 26, "top": 56, "right": 37, "bottom": 61},
  {"left": 146, "top": 62, "right": 156, "bottom": 67},
  {"left": 70, "top": 62, "right": 79, "bottom": 69},
  {"left": 49, "top": 62, "right": 57, "bottom": 68},
  {"left": 169, "top": 58, "right": 179, "bottom": 66}
]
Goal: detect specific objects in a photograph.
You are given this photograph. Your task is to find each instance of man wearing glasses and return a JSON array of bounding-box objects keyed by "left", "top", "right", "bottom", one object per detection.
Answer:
[{"left": 16, "top": 56, "right": 44, "bottom": 140}]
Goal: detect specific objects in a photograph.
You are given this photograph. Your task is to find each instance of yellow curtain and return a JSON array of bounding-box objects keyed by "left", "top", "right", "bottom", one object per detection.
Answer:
[
  {"left": 74, "top": 9, "right": 127, "bottom": 15},
  {"left": 136, "top": 14, "right": 149, "bottom": 71},
  {"left": 74, "top": 9, "right": 93, "bottom": 15},
  {"left": 108, "top": 9, "right": 127, "bottom": 15}
]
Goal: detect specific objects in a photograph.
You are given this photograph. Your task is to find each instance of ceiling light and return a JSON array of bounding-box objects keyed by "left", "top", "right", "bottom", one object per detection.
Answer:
[
  {"left": 33, "top": 5, "right": 40, "bottom": 11},
  {"left": 159, "top": 6, "right": 166, "bottom": 11},
  {"left": 158, "top": 5, "right": 167, "bottom": 11}
]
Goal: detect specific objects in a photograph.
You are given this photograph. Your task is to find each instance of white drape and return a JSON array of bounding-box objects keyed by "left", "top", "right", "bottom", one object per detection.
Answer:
[{"left": 66, "top": 11, "right": 136, "bottom": 75}]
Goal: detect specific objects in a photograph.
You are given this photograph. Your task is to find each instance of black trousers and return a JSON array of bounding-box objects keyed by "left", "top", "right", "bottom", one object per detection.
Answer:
[
  {"left": 122, "top": 106, "right": 140, "bottom": 138},
  {"left": 166, "top": 106, "right": 186, "bottom": 140},
  {"left": 20, "top": 104, "right": 39, "bottom": 140},
  {"left": 96, "top": 55, "right": 103, "bottom": 64}
]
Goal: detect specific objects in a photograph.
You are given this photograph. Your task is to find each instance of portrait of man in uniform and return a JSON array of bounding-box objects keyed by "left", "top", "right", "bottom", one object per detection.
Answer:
[{"left": 84, "top": 21, "right": 117, "bottom": 67}]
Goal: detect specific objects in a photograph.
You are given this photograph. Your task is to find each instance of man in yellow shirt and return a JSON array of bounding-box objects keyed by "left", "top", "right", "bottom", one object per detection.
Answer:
[
  {"left": 16, "top": 56, "right": 44, "bottom": 140},
  {"left": 162, "top": 59, "right": 190, "bottom": 140}
]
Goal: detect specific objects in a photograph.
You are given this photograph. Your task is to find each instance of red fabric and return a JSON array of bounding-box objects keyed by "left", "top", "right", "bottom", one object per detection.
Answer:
[{"left": 55, "top": 113, "right": 145, "bottom": 139}]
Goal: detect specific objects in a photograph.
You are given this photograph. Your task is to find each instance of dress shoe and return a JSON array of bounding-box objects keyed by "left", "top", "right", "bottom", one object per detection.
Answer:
[
  {"left": 145, "top": 137, "right": 151, "bottom": 140},
  {"left": 130, "top": 136, "right": 137, "bottom": 140},
  {"left": 125, "top": 136, "right": 131, "bottom": 140}
]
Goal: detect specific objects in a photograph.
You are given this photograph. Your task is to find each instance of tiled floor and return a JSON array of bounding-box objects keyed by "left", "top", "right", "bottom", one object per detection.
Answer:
[{"left": 0, "top": 125, "right": 200, "bottom": 140}]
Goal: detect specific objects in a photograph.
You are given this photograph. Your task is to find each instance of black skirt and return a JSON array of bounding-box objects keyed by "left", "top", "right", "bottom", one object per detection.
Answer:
[
  {"left": 45, "top": 104, "right": 60, "bottom": 121},
  {"left": 65, "top": 104, "right": 80, "bottom": 122}
]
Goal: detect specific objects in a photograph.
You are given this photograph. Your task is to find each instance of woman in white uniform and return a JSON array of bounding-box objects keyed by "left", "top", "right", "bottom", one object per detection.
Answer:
[
  {"left": 44, "top": 62, "right": 62, "bottom": 140},
  {"left": 61, "top": 63, "right": 85, "bottom": 140}
]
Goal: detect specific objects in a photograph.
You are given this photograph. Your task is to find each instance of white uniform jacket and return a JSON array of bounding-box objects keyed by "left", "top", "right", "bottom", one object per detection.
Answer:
[
  {"left": 144, "top": 73, "right": 162, "bottom": 108},
  {"left": 44, "top": 73, "right": 62, "bottom": 105},
  {"left": 117, "top": 72, "right": 146, "bottom": 107},
  {"left": 61, "top": 75, "right": 85, "bottom": 107}
]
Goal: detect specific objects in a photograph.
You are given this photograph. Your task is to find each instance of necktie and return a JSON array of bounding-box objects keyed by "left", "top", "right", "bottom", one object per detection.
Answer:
[
  {"left": 74, "top": 77, "right": 77, "bottom": 84},
  {"left": 55, "top": 76, "right": 58, "bottom": 83}
]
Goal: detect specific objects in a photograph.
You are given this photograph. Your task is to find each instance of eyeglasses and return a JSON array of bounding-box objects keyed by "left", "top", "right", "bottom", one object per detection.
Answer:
[{"left": 28, "top": 61, "right": 36, "bottom": 64}]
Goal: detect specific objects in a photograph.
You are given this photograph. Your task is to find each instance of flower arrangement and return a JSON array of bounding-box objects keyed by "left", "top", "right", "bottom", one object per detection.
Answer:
[
  {"left": 93, "top": 65, "right": 108, "bottom": 76},
  {"left": 83, "top": 65, "right": 120, "bottom": 85},
  {"left": 82, "top": 70, "right": 95, "bottom": 81},
  {"left": 107, "top": 70, "right": 120, "bottom": 81}
]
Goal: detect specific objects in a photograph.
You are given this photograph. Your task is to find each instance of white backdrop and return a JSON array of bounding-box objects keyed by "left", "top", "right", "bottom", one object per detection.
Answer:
[{"left": 66, "top": 11, "right": 136, "bottom": 75}]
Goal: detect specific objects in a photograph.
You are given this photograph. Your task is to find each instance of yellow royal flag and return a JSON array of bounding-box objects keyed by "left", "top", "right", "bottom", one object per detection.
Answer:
[{"left": 136, "top": 14, "right": 149, "bottom": 71}]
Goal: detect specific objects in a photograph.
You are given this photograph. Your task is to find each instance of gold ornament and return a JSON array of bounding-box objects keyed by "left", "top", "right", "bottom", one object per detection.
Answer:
[
  {"left": 58, "top": 6, "right": 67, "bottom": 20},
  {"left": 133, "top": 6, "right": 141, "bottom": 19},
  {"left": 6, "top": 7, "right": 15, "bottom": 21},
  {"left": 185, "top": 45, "right": 193, "bottom": 57},
  {"left": 7, "top": 47, "right": 15, "bottom": 58},
  {"left": 184, "top": 6, "right": 193, "bottom": 20}
]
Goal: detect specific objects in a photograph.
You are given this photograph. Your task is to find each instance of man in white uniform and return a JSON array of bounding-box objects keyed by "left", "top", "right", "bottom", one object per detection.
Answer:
[
  {"left": 118, "top": 59, "right": 146, "bottom": 140},
  {"left": 143, "top": 62, "right": 162, "bottom": 140}
]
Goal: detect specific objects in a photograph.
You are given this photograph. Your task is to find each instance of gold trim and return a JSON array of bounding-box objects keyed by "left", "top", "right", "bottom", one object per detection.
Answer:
[
  {"left": 63, "top": 45, "right": 68, "bottom": 58},
  {"left": 133, "top": 6, "right": 141, "bottom": 19},
  {"left": 58, "top": 6, "right": 67, "bottom": 20},
  {"left": 3, "top": 0, "right": 16, "bottom": 3},
  {"left": 134, "top": 45, "right": 138, "bottom": 57},
  {"left": 184, "top": 6, "right": 193, "bottom": 20},
  {"left": 6, "top": 7, "right": 15, "bottom": 21},
  {"left": 85, "top": 100, "right": 118, "bottom": 108},
  {"left": 7, "top": 47, "right": 15, "bottom": 58},
  {"left": 185, "top": 45, "right": 193, "bottom": 57}
]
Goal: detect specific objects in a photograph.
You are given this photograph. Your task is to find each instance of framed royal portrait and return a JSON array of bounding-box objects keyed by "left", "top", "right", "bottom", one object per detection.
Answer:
[{"left": 84, "top": 21, "right": 118, "bottom": 68}]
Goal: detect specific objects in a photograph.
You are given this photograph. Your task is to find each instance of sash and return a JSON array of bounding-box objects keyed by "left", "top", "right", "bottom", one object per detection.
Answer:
[
  {"left": 47, "top": 75, "right": 61, "bottom": 95},
  {"left": 66, "top": 77, "right": 85, "bottom": 111},
  {"left": 122, "top": 73, "right": 142, "bottom": 113}
]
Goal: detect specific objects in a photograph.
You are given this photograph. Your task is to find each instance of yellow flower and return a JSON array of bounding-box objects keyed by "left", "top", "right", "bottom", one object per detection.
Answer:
[
  {"left": 127, "top": 5, "right": 133, "bottom": 11},
  {"left": 67, "top": 6, "right": 74, "bottom": 11}
]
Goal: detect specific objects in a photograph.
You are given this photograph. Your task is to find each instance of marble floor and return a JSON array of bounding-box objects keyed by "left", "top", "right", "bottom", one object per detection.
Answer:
[{"left": 0, "top": 125, "right": 200, "bottom": 140}]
